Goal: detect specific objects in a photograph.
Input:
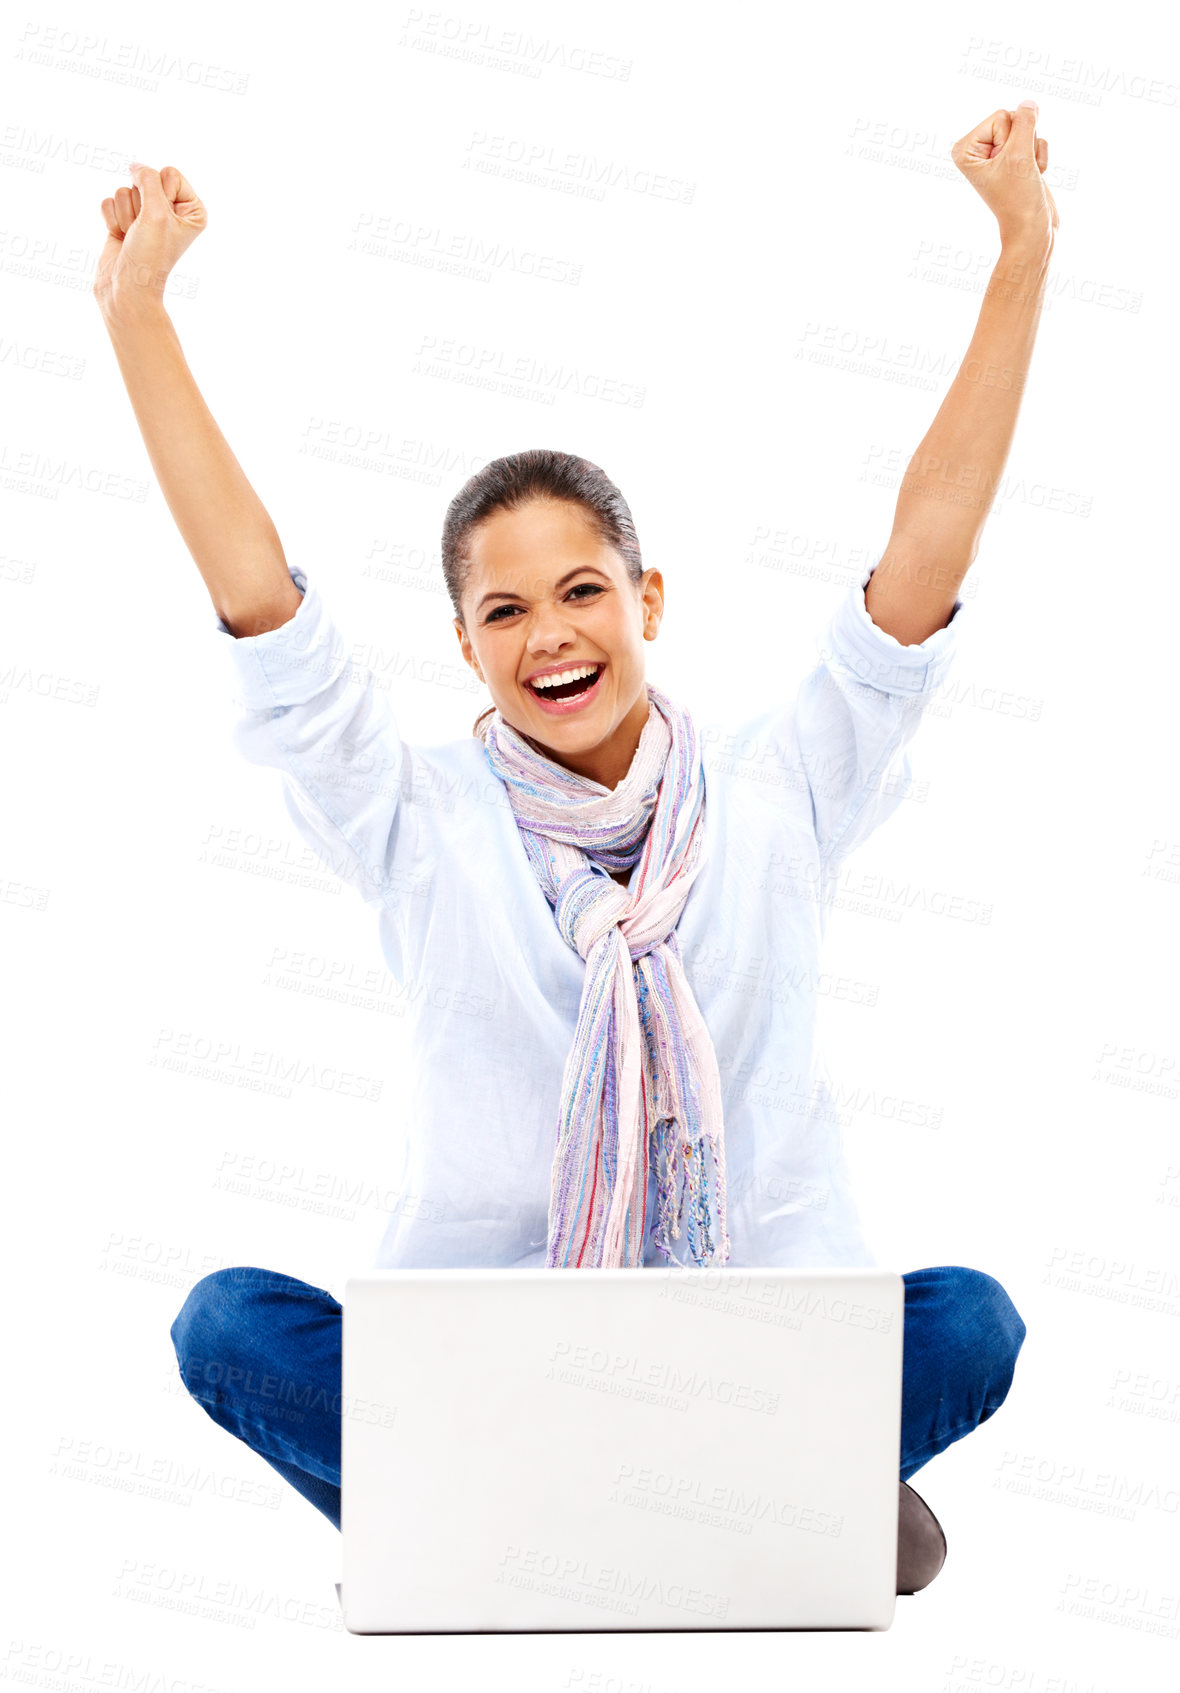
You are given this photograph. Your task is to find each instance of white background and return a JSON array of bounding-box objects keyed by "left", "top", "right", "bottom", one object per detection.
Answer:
[{"left": 3, "top": 0, "right": 1178, "bottom": 1684}]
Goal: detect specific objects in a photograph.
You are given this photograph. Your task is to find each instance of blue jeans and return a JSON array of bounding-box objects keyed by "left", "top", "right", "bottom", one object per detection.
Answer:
[{"left": 171, "top": 1264, "right": 1026, "bottom": 1532}]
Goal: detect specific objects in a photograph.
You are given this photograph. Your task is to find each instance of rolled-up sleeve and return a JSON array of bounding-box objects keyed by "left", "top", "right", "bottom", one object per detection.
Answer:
[
  {"left": 795, "top": 553, "right": 965, "bottom": 864},
  {"left": 216, "top": 565, "right": 417, "bottom": 912}
]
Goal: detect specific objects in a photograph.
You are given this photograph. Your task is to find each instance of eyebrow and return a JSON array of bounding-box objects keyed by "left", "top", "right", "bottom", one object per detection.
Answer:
[{"left": 476, "top": 565, "right": 609, "bottom": 613}]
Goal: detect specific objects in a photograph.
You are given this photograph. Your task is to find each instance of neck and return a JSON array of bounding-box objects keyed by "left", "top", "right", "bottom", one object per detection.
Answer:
[{"left": 526, "top": 685, "right": 650, "bottom": 789}]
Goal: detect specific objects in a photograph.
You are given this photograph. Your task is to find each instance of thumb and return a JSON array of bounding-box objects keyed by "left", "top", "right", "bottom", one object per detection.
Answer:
[
  {"left": 1010, "top": 100, "right": 1039, "bottom": 154},
  {"left": 128, "top": 161, "right": 171, "bottom": 214}
]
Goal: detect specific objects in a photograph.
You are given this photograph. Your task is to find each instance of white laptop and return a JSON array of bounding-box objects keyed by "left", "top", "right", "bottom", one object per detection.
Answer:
[{"left": 339, "top": 1266, "right": 903, "bottom": 1633}]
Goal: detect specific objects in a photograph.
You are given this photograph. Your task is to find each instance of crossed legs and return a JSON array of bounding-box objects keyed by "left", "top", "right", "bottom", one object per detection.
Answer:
[{"left": 171, "top": 1263, "right": 1027, "bottom": 1529}]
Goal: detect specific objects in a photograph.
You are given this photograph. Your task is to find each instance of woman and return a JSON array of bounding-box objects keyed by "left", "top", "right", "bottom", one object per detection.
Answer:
[{"left": 94, "top": 103, "right": 1056, "bottom": 1596}]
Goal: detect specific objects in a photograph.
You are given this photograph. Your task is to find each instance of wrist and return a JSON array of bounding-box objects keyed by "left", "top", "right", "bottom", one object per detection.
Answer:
[
  {"left": 999, "top": 224, "right": 1054, "bottom": 265},
  {"left": 992, "top": 234, "right": 1053, "bottom": 298},
  {"left": 98, "top": 291, "right": 174, "bottom": 338}
]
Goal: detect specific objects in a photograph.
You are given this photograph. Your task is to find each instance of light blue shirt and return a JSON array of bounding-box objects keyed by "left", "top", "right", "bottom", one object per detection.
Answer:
[{"left": 216, "top": 557, "right": 963, "bottom": 1269}]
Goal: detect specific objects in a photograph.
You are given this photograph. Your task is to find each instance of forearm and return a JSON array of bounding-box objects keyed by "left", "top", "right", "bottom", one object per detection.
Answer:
[
  {"left": 100, "top": 301, "right": 303, "bottom": 637},
  {"left": 866, "top": 232, "right": 1054, "bottom": 645}
]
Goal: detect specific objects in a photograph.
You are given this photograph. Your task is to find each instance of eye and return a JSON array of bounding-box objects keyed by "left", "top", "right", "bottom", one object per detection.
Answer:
[{"left": 484, "top": 582, "right": 604, "bottom": 624}]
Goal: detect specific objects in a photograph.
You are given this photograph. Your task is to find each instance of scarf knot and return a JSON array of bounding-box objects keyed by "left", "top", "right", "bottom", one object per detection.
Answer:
[
  {"left": 555, "top": 867, "right": 628, "bottom": 957},
  {"left": 478, "top": 684, "right": 731, "bottom": 1270}
]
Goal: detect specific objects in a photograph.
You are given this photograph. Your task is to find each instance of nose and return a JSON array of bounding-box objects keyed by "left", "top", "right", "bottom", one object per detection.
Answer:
[{"left": 524, "top": 602, "right": 580, "bottom": 657}]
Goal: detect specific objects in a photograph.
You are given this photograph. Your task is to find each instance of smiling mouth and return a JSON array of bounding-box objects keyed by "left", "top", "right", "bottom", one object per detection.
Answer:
[{"left": 525, "top": 664, "right": 604, "bottom": 702}]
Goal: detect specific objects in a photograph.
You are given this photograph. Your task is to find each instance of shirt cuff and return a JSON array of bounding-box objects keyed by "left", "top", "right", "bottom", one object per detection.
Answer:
[
  {"left": 818, "top": 553, "right": 965, "bottom": 697},
  {"left": 214, "top": 565, "right": 350, "bottom": 710}
]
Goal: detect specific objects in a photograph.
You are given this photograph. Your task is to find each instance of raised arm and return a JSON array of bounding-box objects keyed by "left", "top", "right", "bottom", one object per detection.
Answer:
[
  {"left": 864, "top": 101, "right": 1059, "bottom": 647},
  {"left": 93, "top": 162, "right": 302, "bottom": 638},
  {"left": 94, "top": 164, "right": 423, "bottom": 927}
]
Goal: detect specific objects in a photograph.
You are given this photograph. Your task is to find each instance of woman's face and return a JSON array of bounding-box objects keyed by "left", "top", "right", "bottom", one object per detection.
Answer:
[{"left": 454, "top": 498, "right": 664, "bottom": 790}]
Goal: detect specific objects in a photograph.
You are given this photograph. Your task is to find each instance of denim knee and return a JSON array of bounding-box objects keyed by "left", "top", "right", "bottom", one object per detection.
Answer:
[
  {"left": 170, "top": 1265, "right": 276, "bottom": 1397},
  {"left": 952, "top": 1266, "right": 1027, "bottom": 1394}
]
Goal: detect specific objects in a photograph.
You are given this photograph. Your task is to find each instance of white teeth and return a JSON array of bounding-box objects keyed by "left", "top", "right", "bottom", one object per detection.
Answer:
[{"left": 530, "top": 664, "right": 601, "bottom": 691}]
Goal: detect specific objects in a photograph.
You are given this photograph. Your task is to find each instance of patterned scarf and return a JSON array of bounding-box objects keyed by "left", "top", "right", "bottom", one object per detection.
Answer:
[{"left": 477, "top": 683, "right": 731, "bottom": 1269}]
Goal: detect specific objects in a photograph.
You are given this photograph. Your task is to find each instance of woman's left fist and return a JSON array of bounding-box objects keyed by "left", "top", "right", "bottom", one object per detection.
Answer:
[{"left": 951, "top": 103, "right": 1059, "bottom": 248}]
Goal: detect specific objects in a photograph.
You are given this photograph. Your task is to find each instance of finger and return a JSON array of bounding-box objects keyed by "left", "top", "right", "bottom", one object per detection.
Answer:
[
  {"left": 100, "top": 197, "right": 122, "bottom": 239},
  {"left": 129, "top": 161, "right": 170, "bottom": 217},
  {"left": 130, "top": 184, "right": 142, "bottom": 219},
  {"left": 159, "top": 165, "right": 198, "bottom": 207},
  {"left": 1036, "top": 137, "right": 1048, "bottom": 173},
  {"left": 113, "top": 184, "right": 135, "bottom": 236},
  {"left": 954, "top": 107, "right": 1012, "bottom": 164},
  {"left": 1009, "top": 100, "right": 1039, "bottom": 155}
]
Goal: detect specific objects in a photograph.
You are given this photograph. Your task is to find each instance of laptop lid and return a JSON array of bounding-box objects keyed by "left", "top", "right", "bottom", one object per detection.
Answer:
[{"left": 341, "top": 1266, "right": 903, "bottom": 1632}]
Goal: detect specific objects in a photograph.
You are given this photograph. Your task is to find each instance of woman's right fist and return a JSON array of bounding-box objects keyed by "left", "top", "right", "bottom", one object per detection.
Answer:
[{"left": 94, "top": 163, "right": 207, "bottom": 320}]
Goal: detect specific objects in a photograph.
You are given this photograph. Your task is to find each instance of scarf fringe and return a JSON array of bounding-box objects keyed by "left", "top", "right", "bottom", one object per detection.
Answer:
[{"left": 649, "top": 1119, "right": 731, "bottom": 1266}]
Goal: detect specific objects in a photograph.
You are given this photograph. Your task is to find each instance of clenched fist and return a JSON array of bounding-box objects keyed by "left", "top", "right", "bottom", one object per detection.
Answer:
[
  {"left": 93, "top": 163, "right": 207, "bottom": 321},
  {"left": 951, "top": 104, "right": 1059, "bottom": 250}
]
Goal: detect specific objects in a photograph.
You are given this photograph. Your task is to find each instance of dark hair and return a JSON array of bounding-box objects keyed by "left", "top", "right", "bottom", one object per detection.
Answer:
[{"left": 441, "top": 448, "right": 645, "bottom": 739}]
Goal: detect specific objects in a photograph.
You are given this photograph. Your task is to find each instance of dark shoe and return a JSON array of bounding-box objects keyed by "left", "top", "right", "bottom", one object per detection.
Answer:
[{"left": 896, "top": 1480, "right": 947, "bottom": 1594}]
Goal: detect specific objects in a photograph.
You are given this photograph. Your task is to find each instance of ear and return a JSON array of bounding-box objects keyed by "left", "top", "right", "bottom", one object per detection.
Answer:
[
  {"left": 640, "top": 568, "right": 664, "bottom": 638},
  {"left": 454, "top": 617, "right": 484, "bottom": 682}
]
